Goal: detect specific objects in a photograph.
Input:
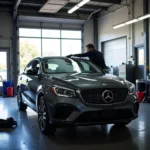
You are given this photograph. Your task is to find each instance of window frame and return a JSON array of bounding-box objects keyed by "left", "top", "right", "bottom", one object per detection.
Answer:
[{"left": 19, "top": 28, "right": 82, "bottom": 56}]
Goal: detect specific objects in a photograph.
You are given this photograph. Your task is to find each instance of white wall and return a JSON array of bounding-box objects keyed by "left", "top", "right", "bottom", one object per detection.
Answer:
[
  {"left": 84, "top": 19, "right": 94, "bottom": 52},
  {"left": 0, "top": 12, "right": 12, "bottom": 48},
  {"left": 134, "top": 0, "right": 144, "bottom": 46},
  {"left": 98, "top": 0, "right": 144, "bottom": 62}
]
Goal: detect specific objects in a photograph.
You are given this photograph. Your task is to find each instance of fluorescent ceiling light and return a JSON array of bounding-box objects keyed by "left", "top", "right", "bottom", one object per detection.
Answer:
[
  {"left": 68, "top": 5, "right": 79, "bottom": 14},
  {"left": 113, "top": 14, "right": 150, "bottom": 29},
  {"left": 125, "top": 19, "right": 139, "bottom": 25},
  {"left": 113, "top": 23, "right": 125, "bottom": 29},
  {"left": 78, "top": 0, "right": 90, "bottom": 7},
  {"left": 139, "top": 14, "right": 150, "bottom": 20},
  {"left": 68, "top": 0, "right": 90, "bottom": 14}
]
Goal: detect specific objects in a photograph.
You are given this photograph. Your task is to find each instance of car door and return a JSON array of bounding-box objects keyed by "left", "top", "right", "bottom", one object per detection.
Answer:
[
  {"left": 27, "top": 59, "right": 41, "bottom": 108},
  {"left": 20, "top": 61, "right": 34, "bottom": 107}
]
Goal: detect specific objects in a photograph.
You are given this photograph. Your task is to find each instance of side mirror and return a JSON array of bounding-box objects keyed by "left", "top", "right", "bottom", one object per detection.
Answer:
[{"left": 26, "top": 69, "right": 36, "bottom": 76}]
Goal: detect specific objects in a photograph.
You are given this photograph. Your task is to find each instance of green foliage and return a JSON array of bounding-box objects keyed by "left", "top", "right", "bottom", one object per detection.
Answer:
[
  {"left": 20, "top": 40, "right": 39, "bottom": 69},
  {"left": 0, "top": 64, "right": 5, "bottom": 70}
]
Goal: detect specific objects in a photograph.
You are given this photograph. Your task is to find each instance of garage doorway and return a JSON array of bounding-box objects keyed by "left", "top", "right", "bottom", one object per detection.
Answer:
[
  {"left": 102, "top": 37, "right": 127, "bottom": 67},
  {"left": 102, "top": 37, "right": 127, "bottom": 75},
  {"left": 135, "top": 46, "right": 144, "bottom": 79},
  {"left": 0, "top": 49, "right": 9, "bottom": 95}
]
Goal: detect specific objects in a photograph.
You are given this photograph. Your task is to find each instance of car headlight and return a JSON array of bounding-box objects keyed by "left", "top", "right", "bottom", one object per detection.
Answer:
[
  {"left": 125, "top": 80, "right": 135, "bottom": 95},
  {"left": 52, "top": 86, "right": 77, "bottom": 98}
]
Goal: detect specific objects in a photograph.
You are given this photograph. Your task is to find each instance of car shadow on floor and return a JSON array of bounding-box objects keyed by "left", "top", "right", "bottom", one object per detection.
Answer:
[{"left": 45, "top": 125, "right": 138, "bottom": 149}]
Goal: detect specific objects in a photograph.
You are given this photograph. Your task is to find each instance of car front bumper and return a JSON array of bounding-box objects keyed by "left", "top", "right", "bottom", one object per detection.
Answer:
[{"left": 46, "top": 93, "right": 139, "bottom": 126}]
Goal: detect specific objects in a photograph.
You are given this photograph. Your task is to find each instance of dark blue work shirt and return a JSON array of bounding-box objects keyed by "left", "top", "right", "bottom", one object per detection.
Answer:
[{"left": 73, "top": 50, "right": 106, "bottom": 69}]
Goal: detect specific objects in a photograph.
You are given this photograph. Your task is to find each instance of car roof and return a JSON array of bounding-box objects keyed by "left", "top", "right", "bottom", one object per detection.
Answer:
[{"left": 34, "top": 56, "right": 89, "bottom": 62}]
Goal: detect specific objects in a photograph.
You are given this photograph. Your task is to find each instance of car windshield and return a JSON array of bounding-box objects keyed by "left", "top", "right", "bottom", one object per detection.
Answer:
[{"left": 42, "top": 58, "right": 103, "bottom": 74}]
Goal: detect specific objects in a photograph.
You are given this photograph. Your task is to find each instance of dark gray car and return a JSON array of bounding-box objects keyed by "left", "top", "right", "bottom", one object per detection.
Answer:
[{"left": 17, "top": 57, "right": 139, "bottom": 134}]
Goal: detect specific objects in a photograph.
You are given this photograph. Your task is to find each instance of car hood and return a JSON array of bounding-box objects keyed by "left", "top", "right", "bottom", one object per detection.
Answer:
[{"left": 45, "top": 73, "right": 127, "bottom": 89}]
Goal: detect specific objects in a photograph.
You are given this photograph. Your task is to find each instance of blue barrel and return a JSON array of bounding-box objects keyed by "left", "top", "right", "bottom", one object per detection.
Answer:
[{"left": 2, "top": 80, "right": 13, "bottom": 95}]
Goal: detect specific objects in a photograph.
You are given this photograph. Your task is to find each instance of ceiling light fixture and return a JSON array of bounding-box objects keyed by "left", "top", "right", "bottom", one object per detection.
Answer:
[
  {"left": 68, "top": 5, "right": 79, "bottom": 14},
  {"left": 78, "top": 0, "right": 90, "bottom": 7},
  {"left": 113, "top": 23, "right": 125, "bottom": 29},
  {"left": 113, "top": 14, "right": 150, "bottom": 29},
  {"left": 68, "top": 0, "right": 90, "bottom": 14},
  {"left": 139, "top": 14, "right": 150, "bottom": 20},
  {"left": 125, "top": 19, "right": 139, "bottom": 25}
]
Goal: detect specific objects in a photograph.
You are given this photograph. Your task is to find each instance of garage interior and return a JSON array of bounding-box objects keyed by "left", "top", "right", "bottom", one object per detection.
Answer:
[{"left": 0, "top": 0, "right": 150, "bottom": 149}]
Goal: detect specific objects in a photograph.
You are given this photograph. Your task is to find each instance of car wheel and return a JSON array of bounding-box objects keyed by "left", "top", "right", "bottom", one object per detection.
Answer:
[
  {"left": 114, "top": 121, "right": 131, "bottom": 127},
  {"left": 38, "top": 96, "right": 56, "bottom": 135},
  {"left": 17, "top": 88, "right": 27, "bottom": 111}
]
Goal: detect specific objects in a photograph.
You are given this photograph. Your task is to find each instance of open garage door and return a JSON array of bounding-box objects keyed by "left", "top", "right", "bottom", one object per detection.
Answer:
[{"left": 103, "top": 37, "right": 127, "bottom": 68}]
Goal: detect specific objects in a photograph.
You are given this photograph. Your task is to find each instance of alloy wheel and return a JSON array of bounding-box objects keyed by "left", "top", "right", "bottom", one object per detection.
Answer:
[{"left": 38, "top": 98, "right": 47, "bottom": 131}]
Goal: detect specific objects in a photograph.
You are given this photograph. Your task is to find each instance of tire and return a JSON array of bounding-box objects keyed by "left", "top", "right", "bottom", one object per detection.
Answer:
[
  {"left": 17, "top": 87, "right": 27, "bottom": 111},
  {"left": 114, "top": 121, "right": 131, "bottom": 127},
  {"left": 38, "top": 96, "right": 56, "bottom": 135}
]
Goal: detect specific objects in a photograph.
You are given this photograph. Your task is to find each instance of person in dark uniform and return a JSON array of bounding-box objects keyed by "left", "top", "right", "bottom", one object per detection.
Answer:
[{"left": 67, "top": 44, "right": 107, "bottom": 70}]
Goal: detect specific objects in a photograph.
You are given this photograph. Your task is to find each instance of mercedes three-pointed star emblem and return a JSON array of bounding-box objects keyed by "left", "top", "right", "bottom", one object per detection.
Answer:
[{"left": 102, "top": 90, "right": 114, "bottom": 103}]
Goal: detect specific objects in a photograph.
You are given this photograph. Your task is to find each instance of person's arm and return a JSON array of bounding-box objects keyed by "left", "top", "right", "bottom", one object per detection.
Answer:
[{"left": 67, "top": 52, "right": 91, "bottom": 58}]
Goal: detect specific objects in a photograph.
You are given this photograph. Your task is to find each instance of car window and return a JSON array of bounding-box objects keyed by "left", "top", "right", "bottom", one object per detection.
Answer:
[
  {"left": 24, "top": 61, "right": 33, "bottom": 74},
  {"left": 42, "top": 58, "right": 102, "bottom": 74},
  {"left": 43, "top": 58, "right": 78, "bottom": 74},
  {"left": 48, "top": 64, "right": 58, "bottom": 70},
  {"left": 80, "top": 61, "right": 98, "bottom": 73},
  {"left": 24, "top": 60, "right": 40, "bottom": 75},
  {"left": 81, "top": 62, "right": 90, "bottom": 71},
  {"left": 33, "top": 60, "right": 40, "bottom": 74}
]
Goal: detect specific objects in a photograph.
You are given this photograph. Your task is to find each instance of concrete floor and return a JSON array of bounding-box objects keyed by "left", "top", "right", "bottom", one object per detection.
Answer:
[{"left": 0, "top": 97, "right": 148, "bottom": 150}]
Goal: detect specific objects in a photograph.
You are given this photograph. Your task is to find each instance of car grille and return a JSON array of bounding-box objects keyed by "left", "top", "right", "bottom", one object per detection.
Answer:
[{"left": 80, "top": 88, "right": 128, "bottom": 104}]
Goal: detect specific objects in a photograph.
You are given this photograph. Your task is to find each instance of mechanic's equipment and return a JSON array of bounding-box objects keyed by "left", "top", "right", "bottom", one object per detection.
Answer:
[
  {"left": 0, "top": 117, "right": 17, "bottom": 128},
  {"left": 136, "top": 79, "right": 146, "bottom": 92},
  {"left": 119, "top": 64, "right": 135, "bottom": 84},
  {"left": 6, "top": 87, "right": 13, "bottom": 97}
]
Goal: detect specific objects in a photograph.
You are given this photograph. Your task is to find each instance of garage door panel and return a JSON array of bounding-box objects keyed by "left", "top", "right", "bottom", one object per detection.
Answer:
[{"left": 103, "top": 37, "right": 127, "bottom": 67}]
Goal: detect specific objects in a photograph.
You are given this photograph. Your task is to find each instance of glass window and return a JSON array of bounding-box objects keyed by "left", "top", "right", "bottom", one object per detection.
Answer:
[
  {"left": 61, "top": 30, "right": 81, "bottom": 39},
  {"left": 19, "top": 38, "right": 41, "bottom": 72},
  {"left": 19, "top": 28, "right": 41, "bottom": 37},
  {"left": 62, "top": 40, "right": 82, "bottom": 56},
  {"left": 42, "top": 39, "right": 60, "bottom": 56},
  {"left": 0, "top": 52, "right": 7, "bottom": 86},
  {"left": 138, "top": 48, "right": 144, "bottom": 65},
  {"left": 42, "top": 29, "right": 60, "bottom": 38}
]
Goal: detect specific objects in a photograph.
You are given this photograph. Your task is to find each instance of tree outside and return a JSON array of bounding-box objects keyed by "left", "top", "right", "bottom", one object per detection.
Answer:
[{"left": 20, "top": 39, "right": 39, "bottom": 71}]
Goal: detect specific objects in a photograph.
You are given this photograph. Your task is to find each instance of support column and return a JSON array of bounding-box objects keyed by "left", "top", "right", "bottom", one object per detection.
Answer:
[
  {"left": 12, "top": 2, "right": 19, "bottom": 94},
  {"left": 93, "top": 15, "right": 98, "bottom": 50},
  {"left": 143, "top": 0, "right": 149, "bottom": 79}
]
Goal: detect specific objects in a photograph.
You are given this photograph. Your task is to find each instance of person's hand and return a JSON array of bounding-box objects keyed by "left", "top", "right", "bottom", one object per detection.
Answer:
[{"left": 66, "top": 54, "right": 73, "bottom": 58}]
